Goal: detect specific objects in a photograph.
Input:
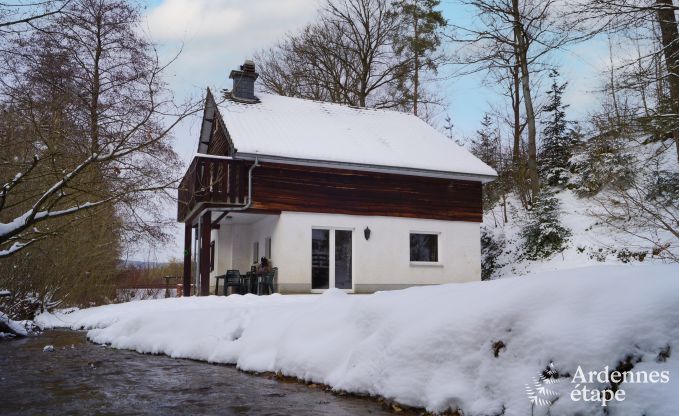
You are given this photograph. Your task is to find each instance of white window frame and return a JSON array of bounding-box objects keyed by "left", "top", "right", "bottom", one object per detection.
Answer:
[{"left": 409, "top": 231, "right": 443, "bottom": 267}]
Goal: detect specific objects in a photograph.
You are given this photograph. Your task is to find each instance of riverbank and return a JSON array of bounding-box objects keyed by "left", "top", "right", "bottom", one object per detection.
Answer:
[{"left": 37, "top": 264, "right": 679, "bottom": 415}]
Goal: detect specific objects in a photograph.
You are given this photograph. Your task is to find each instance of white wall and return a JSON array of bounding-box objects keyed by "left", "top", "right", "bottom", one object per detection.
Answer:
[
  {"left": 211, "top": 211, "right": 481, "bottom": 294},
  {"left": 275, "top": 212, "right": 481, "bottom": 293}
]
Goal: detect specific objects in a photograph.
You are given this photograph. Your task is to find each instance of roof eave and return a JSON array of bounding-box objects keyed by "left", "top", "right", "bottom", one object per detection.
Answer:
[{"left": 233, "top": 152, "right": 497, "bottom": 183}]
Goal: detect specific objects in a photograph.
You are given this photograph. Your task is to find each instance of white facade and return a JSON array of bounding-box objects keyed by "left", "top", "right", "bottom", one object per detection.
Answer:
[{"left": 208, "top": 211, "right": 481, "bottom": 294}]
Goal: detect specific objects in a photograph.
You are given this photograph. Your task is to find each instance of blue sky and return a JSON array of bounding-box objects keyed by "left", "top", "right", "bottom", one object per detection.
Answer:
[{"left": 136, "top": 0, "right": 608, "bottom": 261}]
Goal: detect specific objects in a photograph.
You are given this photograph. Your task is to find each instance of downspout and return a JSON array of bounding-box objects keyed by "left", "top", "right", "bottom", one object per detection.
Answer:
[
  {"left": 196, "top": 213, "right": 202, "bottom": 294},
  {"left": 193, "top": 158, "right": 260, "bottom": 295},
  {"left": 227, "top": 157, "right": 260, "bottom": 212},
  {"left": 192, "top": 157, "right": 260, "bottom": 220}
]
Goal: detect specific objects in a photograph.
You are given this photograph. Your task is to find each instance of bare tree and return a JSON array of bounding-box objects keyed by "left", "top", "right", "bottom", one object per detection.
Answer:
[
  {"left": 0, "top": 0, "right": 200, "bottom": 257},
  {"left": 0, "top": 1, "right": 70, "bottom": 31},
  {"left": 257, "top": 0, "right": 410, "bottom": 109},
  {"left": 592, "top": 140, "right": 679, "bottom": 262},
  {"left": 451, "top": 0, "right": 583, "bottom": 201},
  {"left": 572, "top": 0, "right": 679, "bottom": 162}
]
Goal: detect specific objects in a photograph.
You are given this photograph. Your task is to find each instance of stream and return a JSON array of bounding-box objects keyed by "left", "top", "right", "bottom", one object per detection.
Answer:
[{"left": 0, "top": 330, "right": 409, "bottom": 415}]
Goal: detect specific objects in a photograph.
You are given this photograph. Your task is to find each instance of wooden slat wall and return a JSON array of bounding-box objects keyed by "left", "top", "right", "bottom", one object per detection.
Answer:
[
  {"left": 249, "top": 162, "right": 482, "bottom": 222},
  {"left": 206, "top": 118, "right": 231, "bottom": 156}
]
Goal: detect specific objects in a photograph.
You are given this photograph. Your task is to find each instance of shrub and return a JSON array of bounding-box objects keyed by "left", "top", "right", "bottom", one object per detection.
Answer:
[{"left": 521, "top": 188, "right": 571, "bottom": 260}]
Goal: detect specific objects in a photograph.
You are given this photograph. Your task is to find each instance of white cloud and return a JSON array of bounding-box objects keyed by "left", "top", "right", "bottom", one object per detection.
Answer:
[
  {"left": 142, "top": 0, "right": 322, "bottom": 164},
  {"left": 146, "top": 0, "right": 319, "bottom": 47},
  {"left": 143, "top": 0, "right": 321, "bottom": 107}
]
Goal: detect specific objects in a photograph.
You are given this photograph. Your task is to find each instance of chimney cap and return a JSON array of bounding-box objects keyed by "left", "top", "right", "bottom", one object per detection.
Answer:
[
  {"left": 226, "top": 59, "right": 259, "bottom": 103},
  {"left": 229, "top": 59, "right": 258, "bottom": 80},
  {"left": 242, "top": 59, "right": 255, "bottom": 72}
]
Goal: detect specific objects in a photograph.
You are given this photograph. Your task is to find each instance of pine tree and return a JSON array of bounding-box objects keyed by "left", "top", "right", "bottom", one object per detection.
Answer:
[
  {"left": 470, "top": 113, "right": 498, "bottom": 169},
  {"left": 470, "top": 113, "right": 503, "bottom": 210},
  {"left": 540, "top": 70, "right": 575, "bottom": 187},
  {"left": 521, "top": 187, "right": 571, "bottom": 260},
  {"left": 391, "top": 0, "right": 446, "bottom": 116}
]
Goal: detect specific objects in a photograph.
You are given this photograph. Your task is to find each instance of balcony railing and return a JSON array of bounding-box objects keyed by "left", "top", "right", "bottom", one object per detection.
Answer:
[{"left": 177, "top": 156, "right": 250, "bottom": 222}]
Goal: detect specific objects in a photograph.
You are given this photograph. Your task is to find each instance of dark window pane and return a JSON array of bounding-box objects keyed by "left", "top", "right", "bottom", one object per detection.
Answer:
[
  {"left": 335, "top": 230, "right": 352, "bottom": 289},
  {"left": 312, "top": 229, "right": 329, "bottom": 289},
  {"left": 210, "top": 241, "right": 215, "bottom": 272},
  {"left": 410, "top": 233, "right": 438, "bottom": 262}
]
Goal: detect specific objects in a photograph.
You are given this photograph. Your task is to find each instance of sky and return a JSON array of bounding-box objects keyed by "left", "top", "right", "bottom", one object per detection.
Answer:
[{"left": 134, "top": 0, "right": 610, "bottom": 262}]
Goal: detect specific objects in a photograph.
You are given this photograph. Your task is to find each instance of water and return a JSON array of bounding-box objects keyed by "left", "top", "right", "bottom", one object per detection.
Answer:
[{"left": 0, "top": 331, "right": 410, "bottom": 416}]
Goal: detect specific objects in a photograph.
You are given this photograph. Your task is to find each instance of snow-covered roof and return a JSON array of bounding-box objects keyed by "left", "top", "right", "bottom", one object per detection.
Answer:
[{"left": 214, "top": 93, "right": 496, "bottom": 181}]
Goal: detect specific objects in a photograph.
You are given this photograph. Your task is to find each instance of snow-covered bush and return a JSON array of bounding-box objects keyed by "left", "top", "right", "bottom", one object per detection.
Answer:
[
  {"left": 569, "top": 131, "right": 636, "bottom": 196},
  {"left": 480, "top": 227, "right": 505, "bottom": 280},
  {"left": 521, "top": 188, "right": 571, "bottom": 260}
]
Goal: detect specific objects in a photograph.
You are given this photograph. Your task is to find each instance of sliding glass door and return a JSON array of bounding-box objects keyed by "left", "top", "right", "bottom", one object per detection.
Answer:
[
  {"left": 311, "top": 228, "right": 353, "bottom": 291},
  {"left": 311, "top": 229, "right": 330, "bottom": 289}
]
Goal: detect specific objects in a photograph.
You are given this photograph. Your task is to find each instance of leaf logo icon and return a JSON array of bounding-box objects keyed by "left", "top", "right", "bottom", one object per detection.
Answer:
[{"left": 525, "top": 374, "right": 560, "bottom": 407}]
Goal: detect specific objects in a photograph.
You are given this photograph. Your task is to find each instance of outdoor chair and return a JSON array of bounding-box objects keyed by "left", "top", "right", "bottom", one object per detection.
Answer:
[
  {"left": 245, "top": 272, "right": 257, "bottom": 294},
  {"left": 258, "top": 267, "right": 278, "bottom": 295},
  {"left": 223, "top": 269, "right": 242, "bottom": 296}
]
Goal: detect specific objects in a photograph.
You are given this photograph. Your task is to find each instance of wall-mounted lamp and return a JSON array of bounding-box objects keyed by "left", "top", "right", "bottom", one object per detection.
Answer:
[{"left": 364, "top": 226, "right": 371, "bottom": 240}]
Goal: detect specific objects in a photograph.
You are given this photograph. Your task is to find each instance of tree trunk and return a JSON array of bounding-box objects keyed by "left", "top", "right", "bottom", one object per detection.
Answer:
[
  {"left": 513, "top": 0, "right": 539, "bottom": 200},
  {"left": 413, "top": 14, "right": 419, "bottom": 116},
  {"left": 414, "top": 51, "right": 419, "bottom": 116},
  {"left": 511, "top": 40, "right": 529, "bottom": 209},
  {"left": 512, "top": 58, "right": 521, "bottom": 165},
  {"left": 90, "top": 12, "right": 102, "bottom": 154},
  {"left": 655, "top": 0, "right": 679, "bottom": 162}
]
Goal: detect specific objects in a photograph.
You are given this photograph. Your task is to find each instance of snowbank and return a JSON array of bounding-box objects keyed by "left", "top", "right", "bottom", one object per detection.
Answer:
[
  {"left": 0, "top": 312, "right": 28, "bottom": 337},
  {"left": 37, "top": 265, "right": 679, "bottom": 415}
]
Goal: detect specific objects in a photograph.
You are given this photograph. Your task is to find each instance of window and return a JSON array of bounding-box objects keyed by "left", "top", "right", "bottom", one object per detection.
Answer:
[
  {"left": 265, "top": 237, "right": 272, "bottom": 260},
  {"left": 252, "top": 241, "right": 259, "bottom": 264},
  {"left": 210, "top": 241, "right": 215, "bottom": 271},
  {"left": 410, "top": 233, "right": 439, "bottom": 262}
]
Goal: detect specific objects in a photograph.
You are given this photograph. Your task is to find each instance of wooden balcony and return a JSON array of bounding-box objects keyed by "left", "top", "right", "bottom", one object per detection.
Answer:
[{"left": 177, "top": 156, "right": 251, "bottom": 222}]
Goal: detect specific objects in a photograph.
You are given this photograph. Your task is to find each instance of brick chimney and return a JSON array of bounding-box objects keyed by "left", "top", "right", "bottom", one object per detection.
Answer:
[{"left": 229, "top": 60, "right": 259, "bottom": 102}]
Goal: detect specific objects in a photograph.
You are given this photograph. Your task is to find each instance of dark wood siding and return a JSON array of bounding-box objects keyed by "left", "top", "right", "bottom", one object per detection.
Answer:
[
  {"left": 206, "top": 118, "right": 232, "bottom": 156},
  {"left": 249, "top": 162, "right": 482, "bottom": 222}
]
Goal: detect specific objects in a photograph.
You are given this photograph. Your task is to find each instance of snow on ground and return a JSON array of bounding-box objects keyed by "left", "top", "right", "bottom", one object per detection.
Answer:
[
  {"left": 37, "top": 264, "right": 679, "bottom": 416},
  {"left": 483, "top": 140, "right": 678, "bottom": 278},
  {"left": 483, "top": 189, "right": 677, "bottom": 277},
  {"left": 1, "top": 312, "right": 28, "bottom": 337}
]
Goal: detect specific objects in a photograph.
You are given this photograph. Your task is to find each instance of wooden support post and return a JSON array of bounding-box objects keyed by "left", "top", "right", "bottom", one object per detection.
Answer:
[
  {"left": 182, "top": 223, "right": 192, "bottom": 296},
  {"left": 199, "top": 211, "right": 211, "bottom": 296}
]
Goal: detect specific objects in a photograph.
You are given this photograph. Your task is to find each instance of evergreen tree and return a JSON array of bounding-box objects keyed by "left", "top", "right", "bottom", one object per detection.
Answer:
[
  {"left": 521, "top": 187, "right": 571, "bottom": 260},
  {"left": 540, "top": 70, "right": 575, "bottom": 186},
  {"left": 391, "top": 0, "right": 446, "bottom": 116},
  {"left": 470, "top": 113, "right": 503, "bottom": 210},
  {"left": 470, "top": 113, "right": 498, "bottom": 169},
  {"left": 480, "top": 227, "right": 505, "bottom": 280}
]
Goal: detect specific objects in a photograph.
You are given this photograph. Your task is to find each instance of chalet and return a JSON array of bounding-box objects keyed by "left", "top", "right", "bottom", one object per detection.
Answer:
[{"left": 178, "top": 60, "right": 496, "bottom": 296}]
